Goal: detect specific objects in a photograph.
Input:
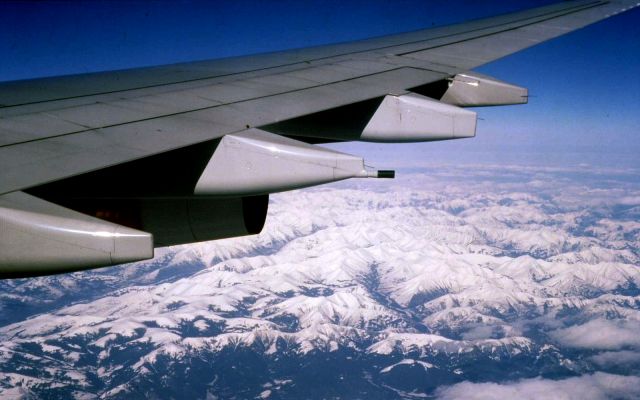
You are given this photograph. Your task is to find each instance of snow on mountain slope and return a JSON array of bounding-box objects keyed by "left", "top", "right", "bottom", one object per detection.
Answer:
[{"left": 0, "top": 164, "right": 639, "bottom": 398}]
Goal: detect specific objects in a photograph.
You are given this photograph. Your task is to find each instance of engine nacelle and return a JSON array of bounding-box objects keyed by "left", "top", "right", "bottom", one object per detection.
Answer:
[
  {"left": 360, "top": 93, "right": 477, "bottom": 142},
  {"left": 195, "top": 129, "right": 389, "bottom": 196},
  {"left": 262, "top": 93, "right": 477, "bottom": 143},
  {"left": 0, "top": 191, "right": 268, "bottom": 277},
  {"left": 42, "top": 195, "right": 269, "bottom": 248},
  {"left": 141, "top": 196, "right": 268, "bottom": 247},
  {"left": 412, "top": 72, "right": 528, "bottom": 107},
  {"left": 0, "top": 192, "right": 153, "bottom": 278}
]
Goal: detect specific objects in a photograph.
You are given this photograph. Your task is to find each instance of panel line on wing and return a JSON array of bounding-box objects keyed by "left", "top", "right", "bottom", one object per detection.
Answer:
[
  {"left": 0, "top": 67, "right": 417, "bottom": 149},
  {"left": 396, "top": 0, "right": 605, "bottom": 58}
]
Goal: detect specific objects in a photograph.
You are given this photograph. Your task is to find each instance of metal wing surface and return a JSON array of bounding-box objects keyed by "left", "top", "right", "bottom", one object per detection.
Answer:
[{"left": 0, "top": 0, "right": 637, "bottom": 276}]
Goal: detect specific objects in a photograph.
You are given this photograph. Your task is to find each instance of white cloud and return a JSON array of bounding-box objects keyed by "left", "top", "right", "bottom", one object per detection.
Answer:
[
  {"left": 615, "top": 196, "right": 640, "bottom": 206},
  {"left": 549, "top": 319, "right": 640, "bottom": 350},
  {"left": 590, "top": 350, "right": 640, "bottom": 368},
  {"left": 460, "top": 325, "right": 495, "bottom": 340},
  {"left": 435, "top": 372, "right": 640, "bottom": 400}
]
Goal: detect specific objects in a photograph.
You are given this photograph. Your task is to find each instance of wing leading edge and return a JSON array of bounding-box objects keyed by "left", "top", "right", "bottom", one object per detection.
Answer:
[{"left": 0, "top": 1, "right": 637, "bottom": 277}]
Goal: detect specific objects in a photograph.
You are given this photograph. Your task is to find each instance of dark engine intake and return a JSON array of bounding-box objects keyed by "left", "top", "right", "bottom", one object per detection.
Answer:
[{"left": 52, "top": 195, "right": 269, "bottom": 247}]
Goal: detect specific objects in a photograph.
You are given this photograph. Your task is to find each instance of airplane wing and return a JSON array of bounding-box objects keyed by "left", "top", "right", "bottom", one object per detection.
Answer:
[{"left": 1, "top": 0, "right": 637, "bottom": 277}]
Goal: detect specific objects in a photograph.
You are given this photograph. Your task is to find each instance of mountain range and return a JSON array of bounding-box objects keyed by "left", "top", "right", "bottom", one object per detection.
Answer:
[{"left": 1, "top": 164, "right": 639, "bottom": 399}]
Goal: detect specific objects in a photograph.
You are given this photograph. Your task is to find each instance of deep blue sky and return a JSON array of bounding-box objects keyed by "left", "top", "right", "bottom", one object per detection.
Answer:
[{"left": 1, "top": 0, "right": 639, "bottom": 169}]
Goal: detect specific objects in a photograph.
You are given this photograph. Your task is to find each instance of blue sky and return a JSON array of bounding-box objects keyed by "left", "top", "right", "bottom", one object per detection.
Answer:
[{"left": 1, "top": 0, "right": 639, "bottom": 169}]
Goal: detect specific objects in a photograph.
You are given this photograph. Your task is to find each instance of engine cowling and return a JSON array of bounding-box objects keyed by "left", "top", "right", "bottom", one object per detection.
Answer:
[
  {"left": 61, "top": 195, "right": 269, "bottom": 247},
  {"left": 0, "top": 192, "right": 153, "bottom": 278},
  {"left": 0, "top": 192, "right": 268, "bottom": 277}
]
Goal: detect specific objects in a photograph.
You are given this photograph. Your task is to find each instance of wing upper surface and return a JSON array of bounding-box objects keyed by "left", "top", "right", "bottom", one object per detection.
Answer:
[{"left": 0, "top": 0, "right": 638, "bottom": 195}]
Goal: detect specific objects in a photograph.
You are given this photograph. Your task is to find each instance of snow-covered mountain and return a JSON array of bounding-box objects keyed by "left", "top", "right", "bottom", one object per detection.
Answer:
[{"left": 1, "top": 164, "right": 639, "bottom": 399}]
